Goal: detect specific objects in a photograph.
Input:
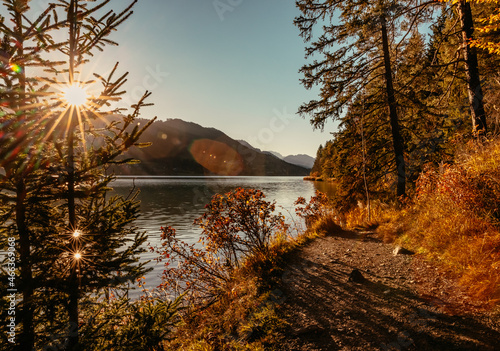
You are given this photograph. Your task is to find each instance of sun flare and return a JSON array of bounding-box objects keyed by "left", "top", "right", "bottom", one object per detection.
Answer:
[{"left": 61, "top": 85, "right": 88, "bottom": 107}]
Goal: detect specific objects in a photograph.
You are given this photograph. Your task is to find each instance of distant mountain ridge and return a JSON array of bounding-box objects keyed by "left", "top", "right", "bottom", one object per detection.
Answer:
[
  {"left": 236, "top": 140, "right": 315, "bottom": 169},
  {"left": 283, "top": 154, "right": 315, "bottom": 169},
  {"left": 114, "top": 118, "right": 310, "bottom": 176}
]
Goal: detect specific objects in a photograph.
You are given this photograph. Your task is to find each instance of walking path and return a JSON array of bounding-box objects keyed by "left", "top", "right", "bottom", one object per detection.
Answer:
[{"left": 275, "top": 230, "right": 500, "bottom": 350}]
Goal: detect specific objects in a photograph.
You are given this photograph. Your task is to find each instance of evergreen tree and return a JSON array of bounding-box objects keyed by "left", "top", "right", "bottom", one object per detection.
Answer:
[
  {"left": 435, "top": 0, "right": 500, "bottom": 136},
  {"left": 456, "top": 0, "right": 488, "bottom": 135},
  {"left": 295, "top": 0, "right": 434, "bottom": 198},
  {"left": 0, "top": 1, "right": 155, "bottom": 350},
  {"left": 310, "top": 144, "right": 323, "bottom": 176}
]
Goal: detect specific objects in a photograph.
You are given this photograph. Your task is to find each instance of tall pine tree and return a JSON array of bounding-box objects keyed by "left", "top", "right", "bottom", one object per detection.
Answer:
[
  {"left": 0, "top": 1, "right": 155, "bottom": 350},
  {"left": 295, "top": 0, "right": 434, "bottom": 198}
]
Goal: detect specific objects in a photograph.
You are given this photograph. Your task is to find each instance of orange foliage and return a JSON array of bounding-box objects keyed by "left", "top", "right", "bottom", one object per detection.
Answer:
[
  {"left": 397, "top": 141, "right": 500, "bottom": 303},
  {"left": 294, "top": 190, "right": 335, "bottom": 228},
  {"left": 154, "top": 188, "right": 287, "bottom": 303}
]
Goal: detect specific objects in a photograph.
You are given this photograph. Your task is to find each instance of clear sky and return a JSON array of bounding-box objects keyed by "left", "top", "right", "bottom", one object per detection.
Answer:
[{"left": 78, "top": 0, "right": 335, "bottom": 157}]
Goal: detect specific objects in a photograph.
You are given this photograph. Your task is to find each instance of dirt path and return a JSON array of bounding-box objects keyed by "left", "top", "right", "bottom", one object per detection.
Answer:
[{"left": 274, "top": 230, "right": 500, "bottom": 350}]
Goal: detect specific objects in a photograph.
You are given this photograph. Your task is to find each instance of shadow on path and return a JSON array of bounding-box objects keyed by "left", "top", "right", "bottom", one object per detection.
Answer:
[{"left": 275, "top": 232, "right": 500, "bottom": 351}]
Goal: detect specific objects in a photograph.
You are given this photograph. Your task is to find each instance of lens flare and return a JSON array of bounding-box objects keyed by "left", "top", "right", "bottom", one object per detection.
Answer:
[
  {"left": 61, "top": 85, "right": 88, "bottom": 106},
  {"left": 9, "top": 64, "right": 22, "bottom": 74},
  {"left": 190, "top": 139, "right": 243, "bottom": 176}
]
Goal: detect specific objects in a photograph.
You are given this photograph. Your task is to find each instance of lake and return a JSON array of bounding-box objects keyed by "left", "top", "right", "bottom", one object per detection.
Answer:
[{"left": 111, "top": 176, "right": 319, "bottom": 295}]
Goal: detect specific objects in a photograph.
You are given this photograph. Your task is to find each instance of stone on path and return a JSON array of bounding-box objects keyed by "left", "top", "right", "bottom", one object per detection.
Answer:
[
  {"left": 348, "top": 269, "right": 366, "bottom": 283},
  {"left": 393, "top": 246, "right": 415, "bottom": 256}
]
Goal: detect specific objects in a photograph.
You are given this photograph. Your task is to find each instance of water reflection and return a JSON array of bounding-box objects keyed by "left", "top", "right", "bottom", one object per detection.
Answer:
[
  {"left": 312, "top": 180, "right": 338, "bottom": 199},
  {"left": 111, "top": 176, "right": 321, "bottom": 294}
]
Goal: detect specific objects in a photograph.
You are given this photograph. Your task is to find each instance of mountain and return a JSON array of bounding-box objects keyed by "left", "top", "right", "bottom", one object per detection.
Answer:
[
  {"left": 283, "top": 154, "right": 315, "bottom": 169},
  {"left": 237, "top": 140, "right": 314, "bottom": 168},
  {"left": 114, "top": 118, "right": 310, "bottom": 176},
  {"left": 266, "top": 151, "right": 285, "bottom": 159},
  {"left": 237, "top": 140, "right": 261, "bottom": 152}
]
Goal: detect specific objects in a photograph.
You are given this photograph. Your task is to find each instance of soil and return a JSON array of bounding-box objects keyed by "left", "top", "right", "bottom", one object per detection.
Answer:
[{"left": 273, "top": 229, "right": 500, "bottom": 351}]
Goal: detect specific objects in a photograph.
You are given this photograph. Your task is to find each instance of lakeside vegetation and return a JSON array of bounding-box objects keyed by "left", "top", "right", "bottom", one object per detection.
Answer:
[
  {"left": 375, "top": 139, "right": 500, "bottom": 305},
  {"left": 1, "top": 0, "right": 500, "bottom": 350},
  {"left": 154, "top": 189, "right": 338, "bottom": 350},
  {"left": 152, "top": 138, "right": 500, "bottom": 350},
  {"left": 295, "top": 0, "right": 500, "bottom": 313}
]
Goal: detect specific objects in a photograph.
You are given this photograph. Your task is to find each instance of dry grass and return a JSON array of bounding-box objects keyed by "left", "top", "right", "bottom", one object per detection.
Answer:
[
  {"left": 376, "top": 139, "right": 500, "bottom": 305},
  {"left": 163, "top": 225, "right": 324, "bottom": 350},
  {"left": 343, "top": 200, "right": 399, "bottom": 235}
]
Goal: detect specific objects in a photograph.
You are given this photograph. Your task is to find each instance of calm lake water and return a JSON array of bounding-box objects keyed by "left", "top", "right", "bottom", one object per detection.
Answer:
[{"left": 111, "top": 176, "right": 319, "bottom": 294}]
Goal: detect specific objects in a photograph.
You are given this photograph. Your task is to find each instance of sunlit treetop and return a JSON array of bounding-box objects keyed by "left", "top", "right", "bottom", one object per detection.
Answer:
[{"left": 61, "top": 84, "right": 89, "bottom": 107}]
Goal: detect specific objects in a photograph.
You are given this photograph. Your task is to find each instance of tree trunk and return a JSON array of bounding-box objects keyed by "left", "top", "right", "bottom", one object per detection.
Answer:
[
  {"left": 457, "top": 0, "right": 487, "bottom": 136},
  {"left": 16, "top": 179, "right": 35, "bottom": 351},
  {"left": 380, "top": 14, "right": 406, "bottom": 198},
  {"left": 67, "top": 2, "right": 80, "bottom": 348},
  {"left": 13, "top": 8, "right": 35, "bottom": 349},
  {"left": 67, "top": 112, "right": 79, "bottom": 350}
]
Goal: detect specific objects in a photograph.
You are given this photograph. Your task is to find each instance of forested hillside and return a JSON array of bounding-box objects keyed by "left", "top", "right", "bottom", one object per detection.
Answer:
[
  {"left": 298, "top": 0, "right": 500, "bottom": 207},
  {"left": 113, "top": 118, "right": 310, "bottom": 176}
]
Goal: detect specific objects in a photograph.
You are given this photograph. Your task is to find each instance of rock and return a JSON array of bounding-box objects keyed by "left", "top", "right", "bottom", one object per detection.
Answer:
[
  {"left": 294, "top": 323, "right": 324, "bottom": 336},
  {"left": 393, "top": 246, "right": 415, "bottom": 256},
  {"left": 348, "top": 269, "right": 366, "bottom": 283}
]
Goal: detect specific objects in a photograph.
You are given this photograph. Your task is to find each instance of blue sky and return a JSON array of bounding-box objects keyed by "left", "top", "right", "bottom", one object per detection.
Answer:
[
  {"left": 60, "top": 0, "right": 335, "bottom": 157},
  {"left": 102, "top": 0, "right": 335, "bottom": 157}
]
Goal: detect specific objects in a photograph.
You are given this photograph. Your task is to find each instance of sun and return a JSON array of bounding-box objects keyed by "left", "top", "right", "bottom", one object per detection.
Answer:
[{"left": 61, "top": 84, "right": 89, "bottom": 107}]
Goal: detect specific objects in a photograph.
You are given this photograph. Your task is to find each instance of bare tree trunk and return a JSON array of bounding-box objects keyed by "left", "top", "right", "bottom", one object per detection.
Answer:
[
  {"left": 359, "top": 110, "right": 371, "bottom": 222},
  {"left": 16, "top": 180, "right": 35, "bottom": 351},
  {"left": 380, "top": 14, "right": 406, "bottom": 198},
  {"left": 457, "top": 0, "right": 487, "bottom": 136}
]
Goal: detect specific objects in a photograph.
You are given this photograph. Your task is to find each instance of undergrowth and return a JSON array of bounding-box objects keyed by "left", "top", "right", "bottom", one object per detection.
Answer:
[
  {"left": 162, "top": 226, "right": 322, "bottom": 350},
  {"left": 157, "top": 189, "right": 328, "bottom": 350},
  {"left": 370, "top": 139, "right": 500, "bottom": 305}
]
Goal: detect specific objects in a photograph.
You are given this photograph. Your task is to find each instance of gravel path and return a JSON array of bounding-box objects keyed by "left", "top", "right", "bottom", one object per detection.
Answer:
[{"left": 274, "top": 230, "right": 500, "bottom": 350}]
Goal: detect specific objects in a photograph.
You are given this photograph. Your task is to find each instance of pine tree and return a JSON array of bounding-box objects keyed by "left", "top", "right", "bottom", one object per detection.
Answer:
[
  {"left": 310, "top": 144, "right": 323, "bottom": 177},
  {"left": 1, "top": 2, "right": 66, "bottom": 348},
  {"left": 434, "top": 0, "right": 500, "bottom": 135},
  {"left": 457, "top": 0, "right": 488, "bottom": 135},
  {"left": 0, "top": 1, "right": 155, "bottom": 350},
  {"left": 294, "top": 0, "right": 434, "bottom": 198}
]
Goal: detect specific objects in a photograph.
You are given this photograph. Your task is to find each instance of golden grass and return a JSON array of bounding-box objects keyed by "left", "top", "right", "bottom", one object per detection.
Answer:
[
  {"left": 344, "top": 201, "right": 399, "bottom": 234},
  {"left": 375, "top": 139, "right": 500, "bottom": 305},
  {"left": 163, "top": 224, "right": 325, "bottom": 350}
]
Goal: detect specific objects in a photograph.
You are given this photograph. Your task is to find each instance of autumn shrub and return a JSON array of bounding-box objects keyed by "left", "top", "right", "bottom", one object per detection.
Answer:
[
  {"left": 343, "top": 200, "right": 398, "bottom": 232},
  {"left": 388, "top": 139, "right": 500, "bottom": 303},
  {"left": 195, "top": 188, "right": 288, "bottom": 262},
  {"left": 151, "top": 188, "right": 338, "bottom": 349},
  {"left": 153, "top": 188, "right": 313, "bottom": 350},
  {"left": 155, "top": 188, "right": 288, "bottom": 303},
  {"left": 294, "top": 190, "right": 339, "bottom": 226}
]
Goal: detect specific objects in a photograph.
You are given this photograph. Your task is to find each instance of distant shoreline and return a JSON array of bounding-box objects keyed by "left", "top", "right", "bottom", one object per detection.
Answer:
[
  {"left": 303, "top": 176, "right": 336, "bottom": 182},
  {"left": 114, "top": 175, "right": 309, "bottom": 179}
]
